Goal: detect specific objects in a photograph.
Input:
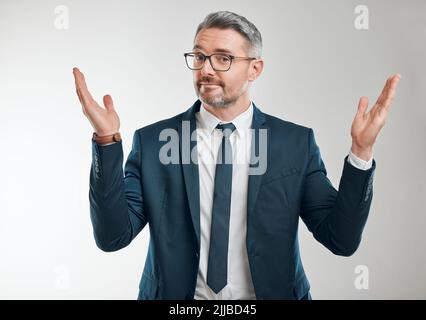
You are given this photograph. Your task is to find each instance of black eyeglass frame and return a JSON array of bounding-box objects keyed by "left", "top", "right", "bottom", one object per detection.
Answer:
[{"left": 184, "top": 52, "right": 257, "bottom": 72}]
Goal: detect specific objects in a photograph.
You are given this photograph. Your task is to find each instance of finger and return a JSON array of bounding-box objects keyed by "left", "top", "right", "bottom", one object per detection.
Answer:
[
  {"left": 375, "top": 76, "right": 392, "bottom": 107},
  {"left": 383, "top": 74, "right": 401, "bottom": 101},
  {"left": 103, "top": 94, "right": 115, "bottom": 111},
  {"left": 375, "top": 74, "right": 400, "bottom": 118},
  {"left": 73, "top": 67, "right": 95, "bottom": 106},
  {"left": 73, "top": 68, "right": 82, "bottom": 102},
  {"left": 73, "top": 67, "right": 87, "bottom": 102},
  {"left": 375, "top": 74, "right": 401, "bottom": 120},
  {"left": 356, "top": 96, "right": 369, "bottom": 118},
  {"left": 76, "top": 88, "right": 83, "bottom": 105},
  {"left": 381, "top": 74, "right": 401, "bottom": 110},
  {"left": 73, "top": 68, "right": 90, "bottom": 99}
]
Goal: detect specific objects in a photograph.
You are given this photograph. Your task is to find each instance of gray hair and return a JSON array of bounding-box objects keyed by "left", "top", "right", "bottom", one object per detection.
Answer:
[{"left": 194, "top": 11, "right": 262, "bottom": 58}]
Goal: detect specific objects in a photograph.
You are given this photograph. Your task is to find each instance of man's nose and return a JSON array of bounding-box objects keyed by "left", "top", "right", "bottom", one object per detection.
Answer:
[{"left": 200, "top": 57, "right": 216, "bottom": 76}]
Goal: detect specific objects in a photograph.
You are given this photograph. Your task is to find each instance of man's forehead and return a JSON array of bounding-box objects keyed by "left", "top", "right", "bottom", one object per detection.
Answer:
[
  {"left": 193, "top": 44, "right": 234, "bottom": 54},
  {"left": 193, "top": 28, "right": 247, "bottom": 54}
]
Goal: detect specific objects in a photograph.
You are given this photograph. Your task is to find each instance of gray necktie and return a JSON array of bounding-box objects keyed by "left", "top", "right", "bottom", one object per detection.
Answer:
[{"left": 207, "top": 122, "right": 236, "bottom": 294}]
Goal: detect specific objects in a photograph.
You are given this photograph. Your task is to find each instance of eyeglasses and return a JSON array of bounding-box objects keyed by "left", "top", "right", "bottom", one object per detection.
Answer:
[{"left": 184, "top": 52, "right": 257, "bottom": 72}]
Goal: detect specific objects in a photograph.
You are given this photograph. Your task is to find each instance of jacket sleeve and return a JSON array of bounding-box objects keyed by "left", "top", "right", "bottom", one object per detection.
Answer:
[
  {"left": 300, "top": 128, "right": 376, "bottom": 256},
  {"left": 89, "top": 130, "right": 147, "bottom": 252}
]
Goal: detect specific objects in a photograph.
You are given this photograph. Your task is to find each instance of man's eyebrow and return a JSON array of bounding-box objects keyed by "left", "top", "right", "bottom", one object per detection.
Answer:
[{"left": 193, "top": 44, "right": 234, "bottom": 54}]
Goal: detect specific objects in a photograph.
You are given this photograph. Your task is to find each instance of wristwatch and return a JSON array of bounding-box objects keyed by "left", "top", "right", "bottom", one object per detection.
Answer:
[{"left": 92, "top": 132, "right": 122, "bottom": 144}]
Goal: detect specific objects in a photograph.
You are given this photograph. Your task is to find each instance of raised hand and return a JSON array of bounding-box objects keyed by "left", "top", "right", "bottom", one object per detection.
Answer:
[
  {"left": 73, "top": 67, "right": 120, "bottom": 136},
  {"left": 351, "top": 74, "right": 401, "bottom": 161}
]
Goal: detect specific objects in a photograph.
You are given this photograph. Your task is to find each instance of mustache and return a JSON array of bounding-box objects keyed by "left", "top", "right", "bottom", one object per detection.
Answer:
[{"left": 197, "top": 77, "right": 224, "bottom": 87}]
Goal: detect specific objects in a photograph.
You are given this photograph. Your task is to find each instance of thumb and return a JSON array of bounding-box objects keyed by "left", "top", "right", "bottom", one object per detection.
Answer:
[
  {"left": 356, "top": 96, "right": 369, "bottom": 118},
  {"left": 103, "top": 94, "right": 115, "bottom": 111}
]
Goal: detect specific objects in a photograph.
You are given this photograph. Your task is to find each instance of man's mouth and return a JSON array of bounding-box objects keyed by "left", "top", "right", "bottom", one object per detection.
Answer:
[{"left": 199, "top": 83, "right": 221, "bottom": 88}]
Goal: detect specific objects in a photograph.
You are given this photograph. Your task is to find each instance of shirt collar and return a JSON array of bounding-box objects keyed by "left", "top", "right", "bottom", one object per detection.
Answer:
[{"left": 197, "top": 101, "right": 254, "bottom": 137}]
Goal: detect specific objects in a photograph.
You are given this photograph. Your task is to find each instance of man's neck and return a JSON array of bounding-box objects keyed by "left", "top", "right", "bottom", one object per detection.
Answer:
[{"left": 202, "top": 98, "right": 251, "bottom": 122}]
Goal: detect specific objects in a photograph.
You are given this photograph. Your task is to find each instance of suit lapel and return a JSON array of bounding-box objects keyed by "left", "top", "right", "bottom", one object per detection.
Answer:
[
  {"left": 247, "top": 103, "right": 269, "bottom": 219},
  {"left": 178, "top": 100, "right": 202, "bottom": 251},
  {"left": 177, "top": 100, "right": 269, "bottom": 253}
]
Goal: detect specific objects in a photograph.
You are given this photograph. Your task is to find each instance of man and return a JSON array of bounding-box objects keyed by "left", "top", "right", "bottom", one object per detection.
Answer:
[{"left": 73, "top": 11, "right": 400, "bottom": 300}]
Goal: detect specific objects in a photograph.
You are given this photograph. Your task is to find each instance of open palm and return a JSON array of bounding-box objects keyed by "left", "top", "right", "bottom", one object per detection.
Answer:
[
  {"left": 351, "top": 74, "right": 401, "bottom": 157},
  {"left": 73, "top": 67, "right": 120, "bottom": 136}
]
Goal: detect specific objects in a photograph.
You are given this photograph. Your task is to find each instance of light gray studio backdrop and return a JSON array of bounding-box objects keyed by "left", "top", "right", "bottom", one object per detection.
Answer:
[{"left": 0, "top": 0, "right": 425, "bottom": 299}]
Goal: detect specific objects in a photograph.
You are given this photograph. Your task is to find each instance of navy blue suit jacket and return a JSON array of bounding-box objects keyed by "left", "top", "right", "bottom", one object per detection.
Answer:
[{"left": 89, "top": 100, "right": 376, "bottom": 299}]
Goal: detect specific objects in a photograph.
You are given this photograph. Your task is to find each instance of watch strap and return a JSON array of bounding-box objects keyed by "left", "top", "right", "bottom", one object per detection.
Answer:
[{"left": 92, "top": 132, "right": 122, "bottom": 144}]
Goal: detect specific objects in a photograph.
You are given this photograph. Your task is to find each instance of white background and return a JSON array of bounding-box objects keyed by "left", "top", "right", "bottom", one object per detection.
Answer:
[{"left": 0, "top": 0, "right": 425, "bottom": 299}]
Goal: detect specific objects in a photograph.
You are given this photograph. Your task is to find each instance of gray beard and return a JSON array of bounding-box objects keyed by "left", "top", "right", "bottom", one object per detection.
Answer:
[
  {"left": 200, "top": 96, "right": 232, "bottom": 108},
  {"left": 196, "top": 82, "right": 248, "bottom": 109},
  {"left": 198, "top": 89, "right": 239, "bottom": 109}
]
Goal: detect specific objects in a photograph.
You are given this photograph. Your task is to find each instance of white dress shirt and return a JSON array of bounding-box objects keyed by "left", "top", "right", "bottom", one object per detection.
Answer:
[
  {"left": 193, "top": 101, "right": 373, "bottom": 300},
  {"left": 194, "top": 101, "right": 256, "bottom": 299}
]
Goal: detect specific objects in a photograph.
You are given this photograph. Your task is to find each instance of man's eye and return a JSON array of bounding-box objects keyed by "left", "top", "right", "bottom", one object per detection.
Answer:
[
  {"left": 194, "top": 54, "right": 204, "bottom": 61},
  {"left": 214, "top": 55, "right": 230, "bottom": 63}
]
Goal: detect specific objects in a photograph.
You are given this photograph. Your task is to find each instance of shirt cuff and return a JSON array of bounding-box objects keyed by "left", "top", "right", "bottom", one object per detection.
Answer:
[{"left": 347, "top": 149, "right": 373, "bottom": 170}]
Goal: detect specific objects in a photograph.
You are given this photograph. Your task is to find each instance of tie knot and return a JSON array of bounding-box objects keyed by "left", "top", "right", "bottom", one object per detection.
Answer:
[{"left": 216, "top": 123, "right": 236, "bottom": 139}]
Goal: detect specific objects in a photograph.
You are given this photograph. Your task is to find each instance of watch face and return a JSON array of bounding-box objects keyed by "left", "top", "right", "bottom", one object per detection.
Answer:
[{"left": 113, "top": 133, "right": 121, "bottom": 141}]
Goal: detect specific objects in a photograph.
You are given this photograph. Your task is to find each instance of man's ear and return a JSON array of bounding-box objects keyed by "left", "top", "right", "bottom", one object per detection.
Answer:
[{"left": 249, "top": 59, "right": 264, "bottom": 81}]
